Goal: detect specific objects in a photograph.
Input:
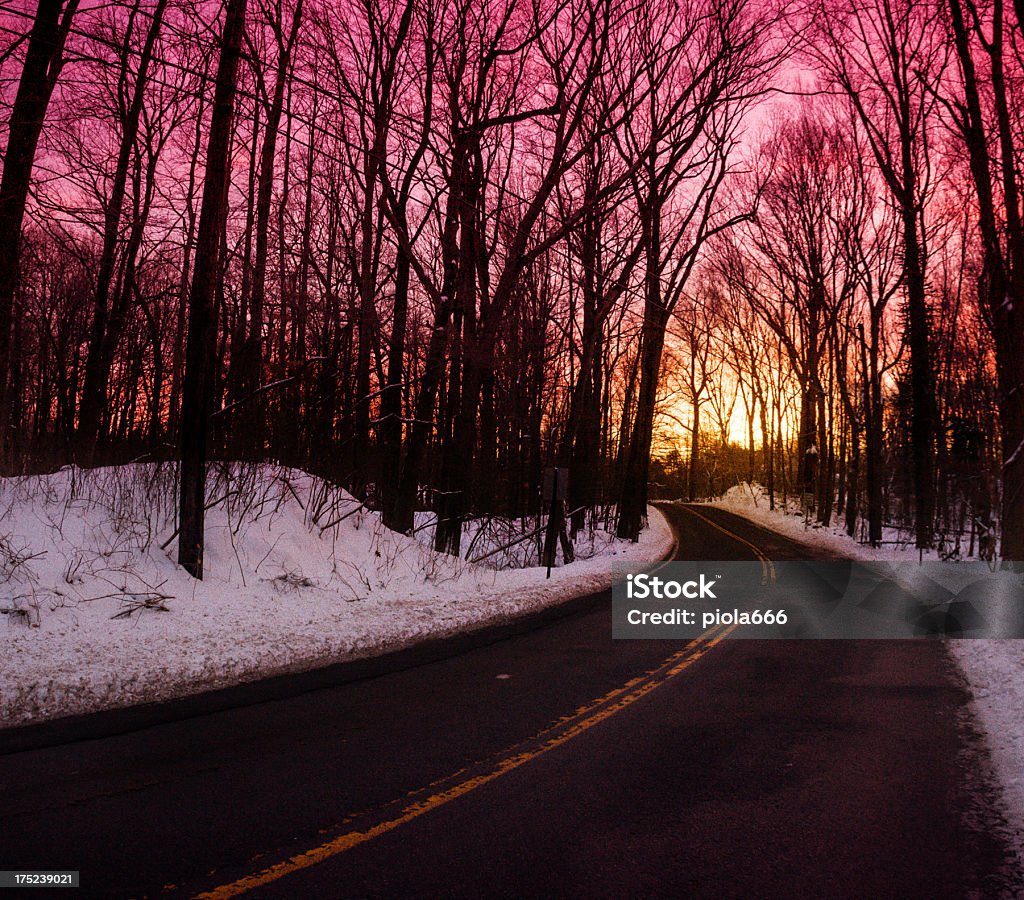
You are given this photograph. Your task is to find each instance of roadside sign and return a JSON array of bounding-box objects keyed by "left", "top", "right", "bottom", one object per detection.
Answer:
[{"left": 543, "top": 467, "right": 568, "bottom": 504}]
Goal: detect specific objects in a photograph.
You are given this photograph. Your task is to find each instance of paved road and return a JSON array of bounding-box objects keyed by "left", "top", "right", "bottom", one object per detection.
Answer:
[{"left": 1, "top": 504, "right": 1017, "bottom": 898}]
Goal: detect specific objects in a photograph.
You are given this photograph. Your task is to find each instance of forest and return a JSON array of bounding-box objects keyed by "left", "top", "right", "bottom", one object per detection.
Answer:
[{"left": 0, "top": 0, "right": 1022, "bottom": 574}]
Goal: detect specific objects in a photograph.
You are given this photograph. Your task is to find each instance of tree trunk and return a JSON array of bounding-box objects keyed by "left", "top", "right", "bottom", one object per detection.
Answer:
[
  {"left": 434, "top": 131, "right": 482, "bottom": 555},
  {"left": 178, "top": 0, "right": 248, "bottom": 579},
  {"left": 688, "top": 401, "right": 700, "bottom": 502},
  {"left": 618, "top": 202, "right": 666, "bottom": 541},
  {"left": 901, "top": 199, "right": 935, "bottom": 548}
]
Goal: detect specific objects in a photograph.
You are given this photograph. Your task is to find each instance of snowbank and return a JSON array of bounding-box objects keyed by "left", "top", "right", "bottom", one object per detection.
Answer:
[
  {"left": 949, "top": 643, "right": 1024, "bottom": 872},
  {"left": 0, "top": 464, "right": 672, "bottom": 728},
  {"left": 709, "top": 482, "right": 974, "bottom": 561}
]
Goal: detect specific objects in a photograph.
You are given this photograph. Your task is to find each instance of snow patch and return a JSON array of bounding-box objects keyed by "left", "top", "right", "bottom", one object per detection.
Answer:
[
  {"left": 951, "top": 641, "right": 1024, "bottom": 878},
  {"left": 0, "top": 463, "right": 672, "bottom": 728},
  {"left": 708, "top": 482, "right": 983, "bottom": 562}
]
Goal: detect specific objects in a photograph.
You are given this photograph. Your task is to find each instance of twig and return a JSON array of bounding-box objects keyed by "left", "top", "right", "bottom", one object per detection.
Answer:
[
  {"left": 317, "top": 502, "right": 367, "bottom": 534},
  {"left": 470, "top": 507, "right": 585, "bottom": 564},
  {"left": 210, "top": 358, "right": 326, "bottom": 419}
]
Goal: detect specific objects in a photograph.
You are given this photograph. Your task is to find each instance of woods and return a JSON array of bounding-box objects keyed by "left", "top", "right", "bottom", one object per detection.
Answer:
[{"left": 0, "top": 0, "right": 1023, "bottom": 571}]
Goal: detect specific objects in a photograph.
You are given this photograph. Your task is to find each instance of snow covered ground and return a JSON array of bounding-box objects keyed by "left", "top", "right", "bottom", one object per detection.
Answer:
[
  {"left": 705, "top": 482, "right": 1024, "bottom": 873},
  {"left": 954, "top": 642, "right": 1024, "bottom": 872},
  {"left": 0, "top": 463, "right": 672, "bottom": 728},
  {"left": 707, "top": 482, "right": 973, "bottom": 562}
]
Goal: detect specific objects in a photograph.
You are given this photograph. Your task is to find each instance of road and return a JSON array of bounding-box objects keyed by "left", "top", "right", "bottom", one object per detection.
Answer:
[{"left": 1, "top": 504, "right": 1018, "bottom": 898}]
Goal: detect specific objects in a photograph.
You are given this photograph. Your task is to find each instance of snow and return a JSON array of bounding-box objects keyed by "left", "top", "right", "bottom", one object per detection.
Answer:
[
  {"left": 0, "top": 463, "right": 672, "bottom": 728},
  {"left": 705, "top": 482, "right": 1024, "bottom": 873},
  {"left": 952, "top": 641, "right": 1024, "bottom": 874},
  {"left": 707, "top": 482, "right": 961, "bottom": 561}
]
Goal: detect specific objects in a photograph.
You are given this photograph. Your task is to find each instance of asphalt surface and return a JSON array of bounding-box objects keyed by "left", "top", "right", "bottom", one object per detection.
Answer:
[{"left": 1, "top": 504, "right": 1018, "bottom": 899}]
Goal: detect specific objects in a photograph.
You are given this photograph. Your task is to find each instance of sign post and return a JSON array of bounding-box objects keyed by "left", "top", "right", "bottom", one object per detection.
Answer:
[{"left": 542, "top": 467, "right": 568, "bottom": 578}]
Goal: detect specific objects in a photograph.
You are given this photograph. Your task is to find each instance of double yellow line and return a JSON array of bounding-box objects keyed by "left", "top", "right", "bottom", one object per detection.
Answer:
[
  {"left": 192, "top": 507, "right": 767, "bottom": 899},
  {"left": 192, "top": 623, "right": 733, "bottom": 899},
  {"left": 679, "top": 505, "right": 777, "bottom": 584}
]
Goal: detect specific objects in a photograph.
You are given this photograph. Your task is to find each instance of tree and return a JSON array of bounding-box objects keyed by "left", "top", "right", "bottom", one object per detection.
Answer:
[
  {"left": 178, "top": 0, "right": 249, "bottom": 579},
  {"left": 729, "top": 115, "right": 861, "bottom": 522},
  {"left": 234, "top": 0, "right": 304, "bottom": 457},
  {"left": 75, "top": 0, "right": 169, "bottom": 464},
  {"left": 614, "top": 0, "right": 779, "bottom": 541},
  {"left": 945, "top": 0, "right": 1024, "bottom": 561},
  {"left": 0, "top": 0, "right": 78, "bottom": 471},
  {"left": 804, "top": 0, "right": 947, "bottom": 548}
]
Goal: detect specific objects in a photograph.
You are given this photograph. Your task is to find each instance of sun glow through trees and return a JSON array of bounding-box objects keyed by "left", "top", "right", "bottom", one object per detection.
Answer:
[{"left": 0, "top": 0, "right": 1021, "bottom": 563}]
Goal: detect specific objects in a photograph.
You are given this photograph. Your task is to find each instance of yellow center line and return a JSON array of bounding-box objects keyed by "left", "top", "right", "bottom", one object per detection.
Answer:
[
  {"left": 680, "top": 505, "right": 777, "bottom": 583},
  {"left": 192, "top": 625, "right": 735, "bottom": 900}
]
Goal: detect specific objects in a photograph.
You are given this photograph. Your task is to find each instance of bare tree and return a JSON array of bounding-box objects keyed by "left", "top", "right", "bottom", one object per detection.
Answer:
[
  {"left": 76, "top": 0, "right": 170, "bottom": 464},
  {"left": 804, "top": 0, "right": 947, "bottom": 548},
  {"left": 945, "top": 0, "right": 1024, "bottom": 561},
  {"left": 178, "top": 0, "right": 249, "bottom": 579},
  {"left": 615, "top": 0, "right": 781, "bottom": 541},
  {"left": 0, "top": 0, "right": 78, "bottom": 471},
  {"left": 727, "top": 114, "right": 861, "bottom": 522}
]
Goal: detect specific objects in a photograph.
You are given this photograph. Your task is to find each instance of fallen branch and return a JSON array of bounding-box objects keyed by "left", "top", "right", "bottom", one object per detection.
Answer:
[{"left": 111, "top": 593, "right": 173, "bottom": 619}]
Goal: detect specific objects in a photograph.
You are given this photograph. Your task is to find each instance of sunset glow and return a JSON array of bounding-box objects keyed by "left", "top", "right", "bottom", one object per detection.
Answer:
[{"left": 0, "top": 0, "right": 1020, "bottom": 557}]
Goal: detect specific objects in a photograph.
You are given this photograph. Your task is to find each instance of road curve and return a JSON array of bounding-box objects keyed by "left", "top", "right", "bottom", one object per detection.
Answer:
[{"left": 0, "top": 503, "right": 1017, "bottom": 898}]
